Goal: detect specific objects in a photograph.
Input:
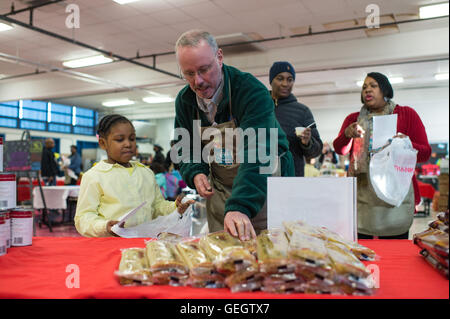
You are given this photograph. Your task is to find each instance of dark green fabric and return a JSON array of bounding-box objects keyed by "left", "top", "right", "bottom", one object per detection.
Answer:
[{"left": 174, "top": 64, "right": 294, "bottom": 218}]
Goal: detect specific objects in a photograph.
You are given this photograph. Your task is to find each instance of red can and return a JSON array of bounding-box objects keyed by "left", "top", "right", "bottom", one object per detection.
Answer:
[
  {"left": 11, "top": 208, "right": 33, "bottom": 246},
  {"left": 4, "top": 210, "right": 11, "bottom": 248},
  {"left": 0, "top": 211, "right": 6, "bottom": 256},
  {"left": 0, "top": 136, "right": 3, "bottom": 172},
  {"left": 0, "top": 173, "right": 16, "bottom": 210}
]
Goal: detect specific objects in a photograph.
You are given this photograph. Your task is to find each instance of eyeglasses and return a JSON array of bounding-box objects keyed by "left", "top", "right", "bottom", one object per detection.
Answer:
[{"left": 181, "top": 57, "right": 217, "bottom": 81}]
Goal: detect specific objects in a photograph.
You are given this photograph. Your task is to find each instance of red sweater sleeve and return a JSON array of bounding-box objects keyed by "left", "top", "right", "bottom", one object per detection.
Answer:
[
  {"left": 395, "top": 106, "right": 431, "bottom": 163},
  {"left": 333, "top": 112, "right": 359, "bottom": 155}
]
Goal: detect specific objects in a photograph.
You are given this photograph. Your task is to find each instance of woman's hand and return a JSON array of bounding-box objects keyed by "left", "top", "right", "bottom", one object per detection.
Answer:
[
  {"left": 393, "top": 133, "right": 407, "bottom": 139},
  {"left": 344, "top": 122, "right": 365, "bottom": 139},
  {"left": 175, "top": 195, "right": 195, "bottom": 215}
]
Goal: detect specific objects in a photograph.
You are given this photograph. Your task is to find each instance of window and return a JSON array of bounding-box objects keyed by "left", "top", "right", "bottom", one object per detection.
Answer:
[
  {"left": 20, "top": 120, "right": 46, "bottom": 131},
  {"left": 49, "top": 123, "right": 71, "bottom": 133},
  {"left": 74, "top": 106, "right": 97, "bottom": 136},
  {"left": 0, "top": 100, "right": 97, "bottom": 136},
  {"left": 50, "top": 103, "right": 72, "bottom": 125}
]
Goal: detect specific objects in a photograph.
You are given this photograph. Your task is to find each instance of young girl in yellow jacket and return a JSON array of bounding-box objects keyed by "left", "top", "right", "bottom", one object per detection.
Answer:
[{"left": 75, "top": 114, "right": 193, "bottom": 237}]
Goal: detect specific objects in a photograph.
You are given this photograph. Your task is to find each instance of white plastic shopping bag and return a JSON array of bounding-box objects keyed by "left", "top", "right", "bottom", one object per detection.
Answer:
[
  {"left": 111, "top": 199, "right": 193, "bottom": 238},
  {"left": 369, "top": 136, "right": 418, "bottom": 207}
]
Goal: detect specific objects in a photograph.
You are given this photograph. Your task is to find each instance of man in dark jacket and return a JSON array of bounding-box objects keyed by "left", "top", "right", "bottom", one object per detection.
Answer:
[
  {"left": 269, "top": 61, "right": 323, "bottom": 176},
  {"left": 40, "top": 138, "right": 59, "bottom": 185}
]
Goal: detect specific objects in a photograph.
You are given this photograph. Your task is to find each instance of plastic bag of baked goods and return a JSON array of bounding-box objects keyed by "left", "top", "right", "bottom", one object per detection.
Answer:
[
  {"left": 283, "top": 220, "right": 323, "bottom": 239},
  {"left": 284, "top": 220, "right": 376, "bottom": 261},
  {"left": 260, "top": 272, "right": 304, "bottom": 294},
  {"left": 256, "top": 228, "right": 296, "bottom": 274},
  {"left": 214, "top": 246, "right": 257, "bottom": 275},
  {"left": 419, "top": 249, "right": 449, "bottom": 278},
  {"left": 287, "top": 230, "right": 335, "bottom": 283},
  {"left": 325, "top": 241, "right": 375, "bottom": 295},
  {"left": 413, "top": 228, "right": 449, "bottom": 257},
  {"left": 287, "top": 231, "right": 329, "bottom": 267},
  {"left": 145, "top": 239, "right": 189, "bottom": 286},
  {"left": 224, "top": 266, "right": 265, "bottom": 293},
  {"left": 175, "top": 237, "right": 226, "bottom": 288},
  {"left": 199, "top": 231, "right": 256, "bottom": 275},
  {"left": 317, "top": 227, "right": 377, "bottom": 261},
  {"left": 115, "top": 247, "right": 152, "bottom": 285}
]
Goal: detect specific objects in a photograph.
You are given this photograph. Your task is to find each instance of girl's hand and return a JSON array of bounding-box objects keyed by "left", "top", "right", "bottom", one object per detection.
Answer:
[
  {"left": 175, "top": 195, "right": 195, "bottom": 215},
  {"left": 106, "top": 220, "right": 120, "bottom": 237}
]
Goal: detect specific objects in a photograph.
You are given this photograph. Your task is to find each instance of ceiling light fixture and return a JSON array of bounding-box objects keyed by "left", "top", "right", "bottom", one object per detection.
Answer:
[
  {"left": 0, "top": 22, "right": 14, "bottom": 32},
  {"left": 143, "top": 96, "right": 174, "bottom": 104},
  {"left": 102, "top": 99, "right": 135, "bottom": 107},
  {"left": 419, "top": 3, "right": 449, "bottom": 19},
  {"left": 389, "top": 77, "right": 404, "bottom": 84},
  {"left": 63, "top": 55, "right": 113, "bottom": 68},
  {"left": 113, "top": 0, "right": 142, "bottom": 4},
  {"left": 435, "top": 72, "right": 449, "bottom": 80}
]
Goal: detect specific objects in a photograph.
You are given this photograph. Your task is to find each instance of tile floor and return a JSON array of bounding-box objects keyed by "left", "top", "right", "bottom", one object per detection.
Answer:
[{"left": 33, "top": 208, "right": 438, "bottom": 239}]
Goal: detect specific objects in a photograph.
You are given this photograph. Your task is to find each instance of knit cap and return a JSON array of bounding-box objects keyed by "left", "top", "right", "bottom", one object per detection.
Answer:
[{"left": 269, "top": 61, "right": 296, "bottom": 84}]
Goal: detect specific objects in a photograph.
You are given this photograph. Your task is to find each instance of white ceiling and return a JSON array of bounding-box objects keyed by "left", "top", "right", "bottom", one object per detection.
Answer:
[{"left": 0, "top": 0, "right": 448, "bottom": 121}]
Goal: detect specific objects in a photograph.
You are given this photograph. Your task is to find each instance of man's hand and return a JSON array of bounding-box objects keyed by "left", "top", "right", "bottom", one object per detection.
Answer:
[
  {"left": 224, "top": 211, "right": 256, "bottom": 241},
  {"left": 193, "top": 173, "right": 214, "bottom": 198},
  {"left": 299, "top": 127, "right": 312, "bottom": 145}
]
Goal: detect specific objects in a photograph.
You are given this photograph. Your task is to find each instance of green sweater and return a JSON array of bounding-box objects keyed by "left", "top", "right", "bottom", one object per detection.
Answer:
[{"left": 174, "top": 64, "right": 294, "bottom": 218}]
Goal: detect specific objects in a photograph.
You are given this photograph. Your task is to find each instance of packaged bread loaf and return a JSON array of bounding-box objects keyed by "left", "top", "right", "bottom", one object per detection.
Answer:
[
  {"left": 256, "top": 228, "right": 296, "bottom": 274},
  {"left": 115, "top": 247, "right": 152, "bottom": 285},
  {"left": 199, "top": 231, "right": 256, "bottom": 274},
  {"left": 145, "top": 239, "right": 189, "bottom": 285}
]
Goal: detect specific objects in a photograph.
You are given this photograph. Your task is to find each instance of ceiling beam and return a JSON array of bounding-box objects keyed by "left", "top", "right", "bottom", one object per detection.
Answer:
[
  {"left": 0, "top": 13, "right": 182, "bottom": 79},
  {"left": 3, "top": 0, "right": 66, "bottom": 16}
]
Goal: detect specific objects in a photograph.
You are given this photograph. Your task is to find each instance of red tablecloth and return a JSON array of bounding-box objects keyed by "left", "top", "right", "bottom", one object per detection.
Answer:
[
  {"left": 418, "top": 181, "right": 436, "bottom": 200},
  {"left": 0, "top": 237, "right": 448, "bottom": 299}
]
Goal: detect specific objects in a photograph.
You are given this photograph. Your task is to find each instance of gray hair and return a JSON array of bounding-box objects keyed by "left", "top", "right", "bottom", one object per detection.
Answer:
[{"left": 175, "top": 30, "right": 218, "bottom": 55}]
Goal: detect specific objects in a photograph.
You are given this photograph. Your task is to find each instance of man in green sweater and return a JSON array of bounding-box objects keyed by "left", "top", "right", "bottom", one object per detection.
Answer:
[{"left": 173, "top": 30, "right": 294, "bottom": 241}]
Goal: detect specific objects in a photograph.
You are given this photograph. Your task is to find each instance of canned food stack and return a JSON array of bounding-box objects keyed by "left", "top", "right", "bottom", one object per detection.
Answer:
[
  {"left": 115, "top": 221, "right": 378, "bottom": 295},
  {"left": 0, "top": 171, "right": 17, "bottom": 256},
  {"left": 1, "top": 169, "right": 34, "bottom": 257},
  {"left": 413, "top": 211, "right": 449, "bottom": 279}
]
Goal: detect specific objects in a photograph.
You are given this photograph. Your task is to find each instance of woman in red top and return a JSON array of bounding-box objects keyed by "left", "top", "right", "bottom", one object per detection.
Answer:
[{"left": 333, "top": 72, "right": 431, "bottom": 239}]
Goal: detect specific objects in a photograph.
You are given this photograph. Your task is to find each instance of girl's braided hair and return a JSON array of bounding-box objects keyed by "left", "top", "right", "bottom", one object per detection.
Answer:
[{"left": 97, "top": 114, "right": 133, "bottom": 138}]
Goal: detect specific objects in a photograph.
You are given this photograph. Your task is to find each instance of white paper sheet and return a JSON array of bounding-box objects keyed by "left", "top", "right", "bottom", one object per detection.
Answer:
[
  {"left": 372, "top": 114, "right": 397, "bottom": 150},
  {"left": 111, "top": 198, "right": 193, "bottom": 238},
  {"left": 267, "top": 177, "right": 357, "bottom": 242},
  {"left": 116, "top": 201, "right": 147, "bottom": 227}
]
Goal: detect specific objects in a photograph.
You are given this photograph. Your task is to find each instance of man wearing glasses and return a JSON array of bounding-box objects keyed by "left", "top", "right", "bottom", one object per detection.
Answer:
[{"left": 173, "top": 30, "right": 294, "bottom": 241}]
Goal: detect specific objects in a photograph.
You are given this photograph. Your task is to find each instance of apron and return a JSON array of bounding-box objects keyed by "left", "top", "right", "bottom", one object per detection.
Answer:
[
  {"left": 197, "top": 83, "right": 280, "bottom": 234},
  {"left": 350, "top": 104, "right": 415, "bottom": 237}
]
